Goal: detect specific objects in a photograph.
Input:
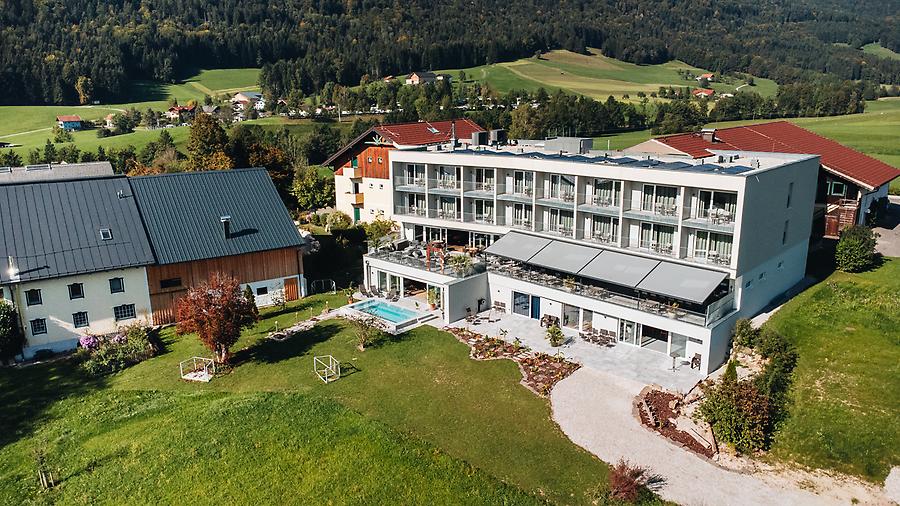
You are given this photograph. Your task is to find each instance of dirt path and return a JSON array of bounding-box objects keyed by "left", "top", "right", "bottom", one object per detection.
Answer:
[
  {"left": 0, "top": 127, "right": 50, "bottom": 139},
  {"left": 551, "top": 367, "right": 891, "bottom": 506}
]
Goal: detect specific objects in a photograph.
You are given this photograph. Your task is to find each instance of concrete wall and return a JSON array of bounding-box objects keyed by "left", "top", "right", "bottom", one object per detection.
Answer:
[
  {"left": 12, "top": 267, "right": 153, "bottom": 359},
  {"left": 444, "top": 273, "right": 490, "bottom": 324},
  {"left": 335, "top": 175, "right": 394, "bottom": 224},
  {"left": 242, "top": 274, "right": 302, "bottom": 307}
]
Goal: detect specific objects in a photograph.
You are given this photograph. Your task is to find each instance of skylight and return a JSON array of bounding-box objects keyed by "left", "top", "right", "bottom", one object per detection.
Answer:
[{"left": 99, "top": 228, "right": 113, "bottom": 241}]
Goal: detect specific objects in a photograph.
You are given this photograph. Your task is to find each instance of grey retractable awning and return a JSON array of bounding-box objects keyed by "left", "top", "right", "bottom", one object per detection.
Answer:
[
  {"left": 484, "top": 232, "right": 552, "bottom": 262},
  {"left": 528, "top": 240, "right": 601, "bottom": 274},
  {"left": 579, "top": 250, "right": 660, "bottom": 287},
  {"left": 635, "top": 262, "right": 728, "bottom": 304}
]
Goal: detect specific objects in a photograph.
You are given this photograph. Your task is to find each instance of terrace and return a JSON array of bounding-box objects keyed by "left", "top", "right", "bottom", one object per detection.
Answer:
[{"left": 366, "top": 244, "right": 487, "bottom": 279}]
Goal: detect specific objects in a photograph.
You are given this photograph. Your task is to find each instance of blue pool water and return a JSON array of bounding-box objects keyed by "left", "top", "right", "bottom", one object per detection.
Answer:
[{"left": 350, "top": 299, "right": 420, "bottom": 324}]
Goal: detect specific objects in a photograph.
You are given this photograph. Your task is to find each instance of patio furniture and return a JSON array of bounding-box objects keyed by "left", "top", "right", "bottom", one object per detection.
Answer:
[{"left": 690, "top": 353, "right": 702, "bottom": 370}]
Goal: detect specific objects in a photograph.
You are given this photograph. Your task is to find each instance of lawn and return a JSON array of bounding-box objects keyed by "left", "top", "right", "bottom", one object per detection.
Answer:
[
  {"left": 0, "top": 293, "right": 641, "bottom": 505},
  {"left": 439, "top": 49, "right": 778, "bottom": 101},
  {"left": 861, "top": 43, "right": 900, "bottom": 61},
  {"left": 764, "top": 259, "right": 900, "bottom": 481}
]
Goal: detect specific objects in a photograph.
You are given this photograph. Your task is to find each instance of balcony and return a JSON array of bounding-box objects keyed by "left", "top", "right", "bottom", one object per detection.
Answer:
[
  {"left": 496, "top": 215, "right": 533, "bottom": 231},
  {"left": 463, "top": 181, "right": 496, "bottom": 197},
  {"left": 344, "top": 166, "right": 362, "bottom": 179},
  {"left": 429, "top": 208, "right": 462, "bottom": 221},
  {"left": 463, "top": 212, "right": 495, "bottom": 225},
  {"left": 350, "top": 192, "right": 364, "bottom": 205},
  {"left": 539, "top": 225, "right": 575, "bottom": 238},
  {"left": 496, "top": 184, "right": 534, "bottom": 204},
  {"left": 584, "top": 230, "right": 618, "bottom": 246},
  {"left": 394, "top": 205, "right": 427, "bottom": 217},
  {"left": 577, "top": 193, "right": 621, "bottom": 218},
  {"left": 682, "top": 208, "right": 736, "bottom": 233},
  {"left": 367, "top": 247, "right": 487, "bottom": 279},
  {"left": 622, "top": 199, "right": 680, "bottom": 226},
  {"left": 484, "top": 256, "right": 735, "bottom": 327},
  {"left": 680, "top": 247, "right": 734, "bottom": 268},
  {"left": 625, "top": 240, "right": 676, "bottom": 258},
  {"left": 393, "top": 176, "right": 427, "bottom": 193},
  {"left": 429, "top": 178, "right": 462, "bottom": 196}
]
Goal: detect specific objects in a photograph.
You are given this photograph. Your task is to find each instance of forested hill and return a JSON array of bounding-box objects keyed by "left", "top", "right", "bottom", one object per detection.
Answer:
[{"left": 2, "top": 0, "right": 899, "bottom": 105}]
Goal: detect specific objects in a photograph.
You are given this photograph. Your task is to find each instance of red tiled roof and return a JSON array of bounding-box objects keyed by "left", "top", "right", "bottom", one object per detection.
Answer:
[
  {"left": 691, "top": 88, "right": 715, "bottom": 96},
  {"left": 374, "top": 119, "right": 485, "bottom": 146},
  {"left": 698, "top": 73, "right": 714, "bottom": 79},
  {"left": 56, "top": 115, "right": 82, "bottom": 122},
  {"left": 654, "top": 121, "right": 900, "bottom": 190}
]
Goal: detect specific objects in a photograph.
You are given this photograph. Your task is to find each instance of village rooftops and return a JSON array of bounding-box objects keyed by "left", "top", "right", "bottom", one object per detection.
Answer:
[
  {"left": 0, "top": 161, "right": 114, "bottom": 185},
  {"left": 393, "top": 143, "right": 817, "bottom": 178}
]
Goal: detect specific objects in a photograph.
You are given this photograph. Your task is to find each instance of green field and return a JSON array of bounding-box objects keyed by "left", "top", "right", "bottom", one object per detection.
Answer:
[
  {"left": 600, "top": 98, "right": 900, "bottom": 192},
  {"left": 0, "top": 294, "right": 646, "bottom": 505},
  {"left": 764, "top": 259, "right": 900, "bottom": 481},
  {"left": 861, "top": 43, "right": 900, "bottom": 61},
  {"left": 439, "top": 49, "right": 778, "bottom": 100}
]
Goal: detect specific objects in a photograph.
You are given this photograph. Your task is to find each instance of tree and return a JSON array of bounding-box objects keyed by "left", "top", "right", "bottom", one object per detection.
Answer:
[
  {"left": 325, "top": 211, "right": 352, "bottom": 231},
  {"left": 834, "top": 225, "right": 878, "bottom": 272},
  {"left": 291, "top": 166, "right": 335, "bottom": 210},
  {"left": 186, "top": 113, "right": 229, "bottom": 171},
  {"left": 0, "top": 150, "right": 22, "bottom": 167},
  {"left": 347, "top": 314, "right": 384, "bottom": 351},
  {"left": 42, "top": 140, "right": 57, "bottom": 163},
  {"left": 0, "top": 301, "right": 25, "bottom": 364},
  {"left": 243, "top": 285, "right": 257, "bottom": 309},
  {"left": 175, "top": 274, "right": 258, "bottom": 364},
  {"left": 75, "top": 76, "right": 93, "bottom": 105},
  {"left": 362, "top": 218, "right": 396, "bottom": 242}
]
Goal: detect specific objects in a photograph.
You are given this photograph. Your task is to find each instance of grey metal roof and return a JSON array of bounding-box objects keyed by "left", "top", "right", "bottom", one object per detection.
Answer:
[
  {"left": 579, "top": 250, "right": 660, "bottom": 287},
  {"left": 635, "top": 262, "right": 728, "bottom": 304},
  {"left": 484, "top": 232, "right": 552, "bottom": 262},
  {"left": 528, "top": 240, "right": 600, "bottom": 274},
  {"left": 0, "top": 176, "right": 155, "bottom": 283},
  {"left": 130, "top": 168, "right": 303, "bottom": 265},
  {"left": 0, "top": 161, "right": 114, "bottom": 186}
]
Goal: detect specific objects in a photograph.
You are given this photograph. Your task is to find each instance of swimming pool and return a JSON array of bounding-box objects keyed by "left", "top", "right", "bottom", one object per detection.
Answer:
[{"left": 349, "top": 299, "right": 420, "bottom": 325}]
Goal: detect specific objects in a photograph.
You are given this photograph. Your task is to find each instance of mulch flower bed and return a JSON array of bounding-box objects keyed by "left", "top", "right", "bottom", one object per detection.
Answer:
[
  {"left": 637, "top": 388, "right": 716, "bottom": 458},
  {"left": 447, "top": 327, "right": 581, "bottom": 397}
]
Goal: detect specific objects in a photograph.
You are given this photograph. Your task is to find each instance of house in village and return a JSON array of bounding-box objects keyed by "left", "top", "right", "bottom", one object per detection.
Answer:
[
  {"left": 165, "top": 105, "right": 196, "bottom": 122},
  {"left": 104, "top": 114, "right": 117, "bottom": 129},
  {"left": 695, "top": 73, "right": 715, "bottom": 82},
  {"left": 627, "top": 122, "right": 900, "bottom": 237},
  {"left": 56, "top": 115, "right": 83, "bottom": 131},
  {"left": 0, "top": 167, "right": 308, "bottom": 358},
  {"left": 691, "top": 88, "right": 715, "bottom": 99},
  {"left": 232, "top": 92, "right": 266, "bottom": 112},
  {"left": 405, "top": 71, "right": 437, "bottom": 85},
  {"left": 324, "top": 119, "right": 486, "bottom": 223}
]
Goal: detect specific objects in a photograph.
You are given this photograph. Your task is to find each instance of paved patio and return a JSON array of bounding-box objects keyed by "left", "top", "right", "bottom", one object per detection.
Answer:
[{"left": 448, "top": 310, "right": 704, "bottom": 393}]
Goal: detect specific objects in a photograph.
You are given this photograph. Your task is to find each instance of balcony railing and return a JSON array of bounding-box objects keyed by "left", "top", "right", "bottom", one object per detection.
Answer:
[
  {"left": 540, "top": 225, "right": 575, "bottom": 238},
  {"left": 496, "top": 215, "right": 533, "bottom": 230},
  {"left": 681, "top": 247, "right": 733, "bottom": 267},
  {"left": 484, "top": 257, "right": 733, "bottom": 327},
  {"left": 630, "top": 240, "right": 675, "bottom": 257},
  {"left": 693, "top": 208, "right": 735, "bottom": 225},
  {"left": 580, "top": 193, "right": 620, "bottom": 208},
  {"left": 623, "top": 198, "right": 679, "bottom": 217},
  {"left": 463, "top": 181, "right": 496, "bottom": 193},
  {"left": 430, "top": 178, "right": 462, "bottom": 191},
  {"left": 585, "top": 230, "right": 618, "bottom": 245},
  {"left": 430, "top": 208, "right": 461, "bottom": 221},
  {"left": 394, "top": 175, "right": 427, "bottom": 188},
  {"left": 394, "top": 205, "right": 427, "bottom": 217},
  {"left": 368, "top": 248, "right": 487, "bottom": 279},
  {"left": 463, "top": 212, "right": 495, "bottom": 225},
  {"left": 496, "top": 183, "right": 534, "bottom": 197}
]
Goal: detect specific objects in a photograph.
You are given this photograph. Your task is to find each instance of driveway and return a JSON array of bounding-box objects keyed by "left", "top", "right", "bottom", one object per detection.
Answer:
[
  {"left": 551, "top": 367, "right": 890, "bottom": 506},
  {"left": 874, "top": 196, "right": 900, "bottom": 258}
]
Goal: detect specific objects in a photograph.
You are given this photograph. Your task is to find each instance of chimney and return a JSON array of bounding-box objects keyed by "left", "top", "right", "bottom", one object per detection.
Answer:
[
  {"left": 220, "top": 215, "right": 232, "bottom": 239},
  {"left": 449, "top": 120, "right": 456, "bottom": 151},
  {"left": 700, "top": 128, "right": 716, "bottom": 143}
]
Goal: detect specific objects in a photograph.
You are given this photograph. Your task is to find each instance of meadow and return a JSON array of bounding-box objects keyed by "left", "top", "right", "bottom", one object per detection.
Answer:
[
  {"left": 0, "top": 294, "right": 656, "bottom": 505},
  {"left": 439, "top": 49, "right": 779, "bottom": 100}
]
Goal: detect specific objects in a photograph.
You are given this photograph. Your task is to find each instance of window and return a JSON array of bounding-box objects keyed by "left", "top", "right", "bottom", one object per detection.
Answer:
[
  {"left": 744, "top": 279, "right": 753, "bottom": 289},
  {"left": 30, "top": 318, "right": 47, "bottom": 335},
  {"left": 68, "top": 283, "right": 84, "bottom": 300},
  {"left": 786, "top": 182, "right": 794, "bottom": 208},
  {"left": 109, "top": 277, "right": 125, "bottom": 294},
  {"left": 377, "top": 157, "right": 383, "bottom": 164},
  {"left": 25, "top": 289, "right": 42, "bottom": 306},
  {"left": 99, "top": 228, "right": 113, "bottom": 241},
  {"left": 256, "top": 287, "right": 268, "bottom": 296},
  {"left": 113, "top": 304, "right": 136, "bottom": 321},
  {"left": 379, "top": 184, "right": 384, "bottom": 189},
  {"left": 782, "top": 220, "right": 789, "bottom": 245},
  {"left": 160, "top": 278, "right": 182, "bottom": 289},
  {"left": 73, "top": 311, "right": 89, "bottom": 328},
  {"left": 759, "top": 272, "right": 766, "bottom": 281},
  {"left": 688, "top": 337, "right": 703, "bottom": 345},
  {"left": 367, "top": 156, "right": 373, "bottom": 163},
  {"left": 829, "top": 181, "right": 847, "bottom": 197}
]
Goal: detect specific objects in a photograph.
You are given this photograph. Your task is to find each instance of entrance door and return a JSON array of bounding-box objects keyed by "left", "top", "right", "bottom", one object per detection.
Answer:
[
  {"left": 353, "top": 207, "right": 361, "bottom": 223},
  {"left": 284, "top": 277, "right": 299, "bottom": 301},
  {"left": 513, "top": 292, "right": 530, "bottom": 317},
  {"left": 530, "top": 296, "right": 541, "bottom": 319}
]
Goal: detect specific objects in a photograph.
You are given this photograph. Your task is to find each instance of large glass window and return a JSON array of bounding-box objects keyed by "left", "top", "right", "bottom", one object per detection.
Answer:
[
  {"left": 562, "top": 304, "right": 580, "bottom": 329},
  {"left": 592, "top": 179, "right": 620, "bottom": 206},
  {"left": 694, "top": 231, "right": 733, "bottom": 264},
  {"left": 405, "top": 194, "right": 426, "bottom": 215},
  {"left": 549, "top": 209, "right": 574, "bottom": 234},
  {"left": 437, "top": 197, "right": 459, "bottom": 219},
  {"left": 513, "top": 171, "right": 533, "bottom": 195},
  {"left": 550, "top": 174, "right": 576, "bottom": 201},
  {"left": 472, "top": 168, "right": 495, "bottom": 191},
  {"left": 405, "top": 164, "right": 425, "bottom": 185},
  {"left": 437, "top": 166, "right": 459, "bottom": 188},
  {"left": 513, "top": 292, "right": 531, "bottom": 317},
  {"left": 642, "top": 184, "right": 678, "bottom": 215},
  {"left": 589, "top": 216, "right": 618, "bottom": 243},
  {"left": 513, "top": 203, "right": 532, "bottom": 228},
  {"left": 696, "top": 190, "right": 737, "bottom": 221},
  {"left": 640, "top": 223, "right": 675, "bottom": 254},
  {"left": 470, "top": 199, "right": 494, "bottom": 223}
]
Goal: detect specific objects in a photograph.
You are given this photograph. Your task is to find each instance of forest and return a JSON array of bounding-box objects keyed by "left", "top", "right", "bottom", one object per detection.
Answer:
[{"left": 2, "top": 0, "right": 899, "bottom": 105}]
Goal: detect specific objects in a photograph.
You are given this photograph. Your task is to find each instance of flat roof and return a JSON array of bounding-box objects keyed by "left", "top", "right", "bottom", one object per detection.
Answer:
[{"left": 486, "top": 231, "right": 728, "bottom": 304}]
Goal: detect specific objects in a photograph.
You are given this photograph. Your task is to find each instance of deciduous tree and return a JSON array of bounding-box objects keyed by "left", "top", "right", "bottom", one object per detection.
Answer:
[{"left": 176, "top": 274, "right": 258, "bottom": 364}]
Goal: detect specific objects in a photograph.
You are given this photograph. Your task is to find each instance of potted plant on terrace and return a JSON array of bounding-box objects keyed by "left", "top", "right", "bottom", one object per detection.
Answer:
[
  {"left": 426, "top": 288, "right": 439, "bottom": 310},
  {"left": 546, "top": 324, "right": 565, "bottom": 347}
]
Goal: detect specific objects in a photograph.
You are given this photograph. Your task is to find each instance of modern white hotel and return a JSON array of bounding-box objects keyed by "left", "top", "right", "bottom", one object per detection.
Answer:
[{"left": 362, "top": 144, "right": 819, "bottom": 374}]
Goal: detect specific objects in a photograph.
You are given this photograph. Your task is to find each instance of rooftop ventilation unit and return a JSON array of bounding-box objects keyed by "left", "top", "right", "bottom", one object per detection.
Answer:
[{"left": 220, "top": 215, "right": 232, "bottom": 239}]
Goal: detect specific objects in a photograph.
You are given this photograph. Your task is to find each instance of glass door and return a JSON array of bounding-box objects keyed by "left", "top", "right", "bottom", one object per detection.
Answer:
[{"left": 513, "top": 292, "right": 530, "bottom": 317}]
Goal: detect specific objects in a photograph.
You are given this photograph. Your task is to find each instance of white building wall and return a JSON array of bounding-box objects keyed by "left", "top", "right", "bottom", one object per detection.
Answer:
[
  {"left": 859, "top": 184, "right": 888, "bottom": 224},
  {"left": 12, "top": 267, "right": 153, "bottom": 359},
  {"left": 334, "top": 174, "right": 394, "bottom": 224},
  {"left": 242, "top": 275, "right": 302, "bottom": 307}
]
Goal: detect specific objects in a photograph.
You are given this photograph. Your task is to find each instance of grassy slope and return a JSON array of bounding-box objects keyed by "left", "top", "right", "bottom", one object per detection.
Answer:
[
  {"left": 861, "top": 43, "right": 900, "bottom": 61},
  {"left": 0, "top": 294, "right": 632, "bottom": 505},
  {"left": 764, "top": 259, "right": 900, "bottom": 480},
  {"left": 439, "top": 49, "right": 778, "bottom": 100}
]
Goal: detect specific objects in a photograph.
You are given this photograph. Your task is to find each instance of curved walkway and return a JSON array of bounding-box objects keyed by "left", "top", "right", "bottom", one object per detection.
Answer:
[{"left": 551, "top": 367, "right": 889, "bottom": 506}]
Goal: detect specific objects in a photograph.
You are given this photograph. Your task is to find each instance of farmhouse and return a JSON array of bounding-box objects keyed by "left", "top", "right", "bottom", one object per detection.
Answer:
[
  {"left": 130, "top": 168, "right": 307, "bottom": 324},
  {"left": 0, "top": 175, "right": 156, "bottom": 359},
  {"left": 405, "top": 71, "right": 437, "bottom": 85},
  {"left": 325, "top": 119, "right": 486, "bottom": 223},
  {"left": 165, "top": 105, "right": 196, "bottom": 122},
  {"left": 627, "top": 122, "right": 900, "bottom": 237},
  {"left": 362, "top": 142, "right": 819, "bottom": 374},
  {"left": 695, "top": 73, "right": 715, "bottom": 82},
  {"left": 56, "top": 115, "right": 83, "bottom": 131},
  {"left": 231, "top": 91, "right": 266, "bottom": 112},
  {"left": 691, "top": 88, "right": 715, "bottom": 99}
]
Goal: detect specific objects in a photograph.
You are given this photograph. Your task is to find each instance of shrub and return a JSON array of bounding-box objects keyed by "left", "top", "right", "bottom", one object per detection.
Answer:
[
  {"left": 834, "top": 225, "right": 878, "bottom": 273},
  {"left": 698, "top": 378, "right": 772, "bottom": 452},
  {"left": 79, "top": 324, "right": 158, "bottom": 376},
  {"left": 0, "top": 300, "right": 26, "bottom": 363},
  {"left": 755, "top": 327, "right": 793, "bottom": 359},
  {"left": 732, "top": 318, "right": 758, "bottom": 348},
  {"left": 723, "top": 359, "right": 738, "bottom": 383},
  {"left": 326, "top": 211, "right": 352, "bottom": 231},
  {"left": 546, "top": 324, "right": 565, "bottom": 347},
  {"left": 607, "top": 459, "right": 662, "bottom": 503}
]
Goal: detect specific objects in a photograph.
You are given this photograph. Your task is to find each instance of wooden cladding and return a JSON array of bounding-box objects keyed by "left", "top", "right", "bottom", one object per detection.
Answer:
[{"left": 147, "top": 247, "right": 303, "bottom": 324}]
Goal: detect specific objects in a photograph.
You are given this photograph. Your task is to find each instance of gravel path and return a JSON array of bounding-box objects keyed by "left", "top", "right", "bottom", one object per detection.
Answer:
[{"left": 551, "top": 367, "right": 890, "bottom": 506}]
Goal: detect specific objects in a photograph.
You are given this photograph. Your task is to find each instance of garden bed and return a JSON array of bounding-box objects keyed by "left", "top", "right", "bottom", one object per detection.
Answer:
[
  {"left": 636, "top": 387, "right": 716, "bottom": 459},
  {"left": 446, "top": 327, "right": 581, "bottom": 397}
]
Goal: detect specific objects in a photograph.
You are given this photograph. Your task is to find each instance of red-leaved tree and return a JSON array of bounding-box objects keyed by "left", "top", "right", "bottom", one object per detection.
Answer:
[{"left": 176, "top": 274, "right": 259, "bottom": 364}]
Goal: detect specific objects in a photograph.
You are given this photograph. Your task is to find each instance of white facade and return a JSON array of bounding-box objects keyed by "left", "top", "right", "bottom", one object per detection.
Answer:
[
  {"left": 243, "top": 274, "right": 303, "bottom": 307},
  {"left": 363, "top": 146, "right": 819, "bottom": 374},
  {"left": 335, "top": 173, "right": 395, "bottom": 223},
  {"left": 7, "top": 267, "right": 153, "bottom": 359}
]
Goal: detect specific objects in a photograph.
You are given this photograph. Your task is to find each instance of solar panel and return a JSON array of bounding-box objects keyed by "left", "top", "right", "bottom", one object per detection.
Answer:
[
  {"left": 0, "top": 167, "right": 10, "bottom": 173},
  {"left": 719, "top": 165, "right": 753, "bottom": 175}
]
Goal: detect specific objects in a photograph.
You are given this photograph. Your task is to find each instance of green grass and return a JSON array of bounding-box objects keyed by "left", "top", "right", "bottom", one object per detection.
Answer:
[
  {"left": 764, "top": 259, "right": 900, "bottom": 481},
  {"left": 861, "top": 43, "right": 900, "bottom": 61},
  {"left": 0, "top": 294, "right": 637, "bottom": 505},
  {"left": 439, "top": 49, "right": 777, "bottom": 101}
]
